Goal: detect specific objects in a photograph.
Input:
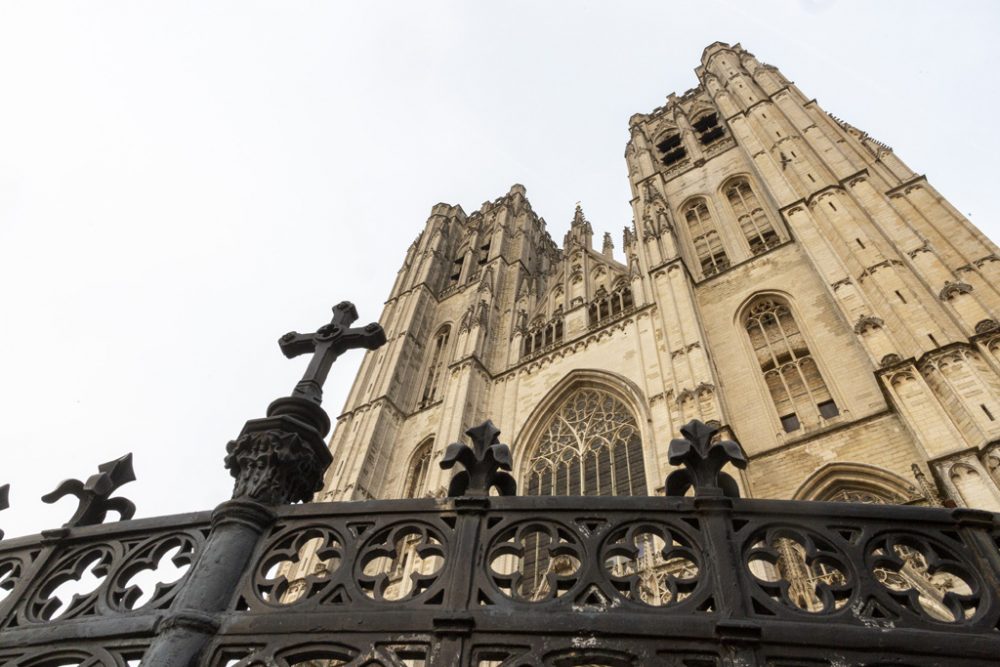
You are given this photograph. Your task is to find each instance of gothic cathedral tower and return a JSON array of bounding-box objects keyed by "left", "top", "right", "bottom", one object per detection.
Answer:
[{"left": 321, "top": 42, "right": 1000, "bottom": 512}]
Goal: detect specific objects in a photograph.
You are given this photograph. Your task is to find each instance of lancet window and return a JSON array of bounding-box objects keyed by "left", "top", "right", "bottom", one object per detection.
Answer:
[
  {"left": 521, "top": 317, "right": 564, "bottom": 359},
  {"left": 402, "top": 440, "right": 433, "bottom": 499},
  {"left": 588, "top": 284, "right": 634, "bottom": 328},
  {"left": 743, "top": 297, "right": 837, "bottom": 432},
  {"left": 524, "top": 387, "right": 646, "bottom": 496},
  {"left": 725, "top": 178, "right": 779, "bottom": 255},
  {"left": 419, "top": 326, "right": 450, "bottom": 408},
  {"left": 683, "top": 199, "right": 730, "bottom": 277}
]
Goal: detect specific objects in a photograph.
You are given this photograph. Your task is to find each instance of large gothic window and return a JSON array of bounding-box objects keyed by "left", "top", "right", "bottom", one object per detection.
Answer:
[
  {"left": 743, "top": 297, "right": 837, "bottom": 432},
  {"left": 725, "top": 178, "right": 779, "bottom": 255},
  {"left": 683, "top": 199, "right": 730, "bottom": 278},
  {"left": 524, "top": 387, "right": 646, "bottom": 496},
  {"left": 419, "top": 326, "right": 450, "bottom": 408}
]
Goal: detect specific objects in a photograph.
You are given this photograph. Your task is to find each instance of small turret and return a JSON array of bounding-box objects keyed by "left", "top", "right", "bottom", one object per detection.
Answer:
[{"left": 564, "top": 203, "right": 594, "bottom": 250}]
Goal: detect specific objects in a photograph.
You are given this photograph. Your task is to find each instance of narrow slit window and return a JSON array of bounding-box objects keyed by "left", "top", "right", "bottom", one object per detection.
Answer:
[
  {"left": 856, "top": 238, "right": 865, "bottom": 249},
  {"left": 895, "top": 289, "right": 907, "bottom": 304},
  {"left": 982, "top": 404, "right": 995, "bottom": 422}
]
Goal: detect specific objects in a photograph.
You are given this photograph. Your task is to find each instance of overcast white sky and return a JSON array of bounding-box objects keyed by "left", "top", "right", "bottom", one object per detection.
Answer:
[{"left": 1, "top": 1, "right": 998, "bottom": 538}]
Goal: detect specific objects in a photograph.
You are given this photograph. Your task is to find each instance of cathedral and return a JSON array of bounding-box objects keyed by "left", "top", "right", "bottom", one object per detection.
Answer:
[{"left": 320, "top": 41, "right": 1000, "bottom": 514}]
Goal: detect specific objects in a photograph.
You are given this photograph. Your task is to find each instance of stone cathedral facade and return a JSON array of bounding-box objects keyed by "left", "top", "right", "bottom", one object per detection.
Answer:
[{"left": 321, "top": 42, "right": 1000, "bottom": 513}]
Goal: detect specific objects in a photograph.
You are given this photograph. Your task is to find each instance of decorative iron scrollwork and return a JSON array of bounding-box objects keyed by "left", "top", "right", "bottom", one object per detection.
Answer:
[
  {"left": 357, "top": 522, "right": 445, "bottom": 603},
  {"left": 41, "top": 453, "right": 136, "bottom": 528},
  {"left": 868, "top": 532, "right": 979, "bottom": 623},
  {"left": 746, "top": 526, "right": 852, "bottom": 614},
  {"left": 254, "top": 526, "right": 343, "bottom": 606},
  {"left": 487, "top": 521, "right": 583, "bottom": 602},
  {"left": 665, "top": 419, "right": 746, "bottom": 498},
  {"left": 602, "top": 522, "right": 701, "bottom": 607},
  {"left": 440, "top": 420, "right": 516, "bottom": 497},
  {"left": 108, "top": 531, "right": 202, "bottom": 612}
]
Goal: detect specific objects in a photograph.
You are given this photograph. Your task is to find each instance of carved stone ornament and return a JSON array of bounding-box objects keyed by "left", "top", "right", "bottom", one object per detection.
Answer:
[
  {"left": 975, "top": 319, "right": 999, "bottom": 334},
  {"left": 440, "top": 420, "right": 516, "bottom": 497},
  {"left": 225, "top": 427, "right": 331, "bottom": 505},
  {"left": 41, "top": 453, "right": 136, "bottom": 528},
  {"left": 939, "top": 280, "right": 973, "bottom": 301},
  {"left": 853, "top": 314, "right": 884, "bottom": 335},
  {"left": 665, "top": 420, "right": 747, "bottom": 498}
]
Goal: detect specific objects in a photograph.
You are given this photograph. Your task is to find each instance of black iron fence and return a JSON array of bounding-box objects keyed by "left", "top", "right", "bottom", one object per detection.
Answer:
[
  {"left": 0, "top": 491, "right": 998, "bottom": 666},
  {"left": 0, "top": 304, "right": 998, "bottom": 666}
]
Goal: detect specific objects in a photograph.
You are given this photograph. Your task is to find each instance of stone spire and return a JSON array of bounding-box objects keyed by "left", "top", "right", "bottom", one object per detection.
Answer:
[
  {"left": 564, "top": 202, "right": 594, "bottom": 250},
  {"left": 602, "top": 232, "right": 614, "bottom": 259}
]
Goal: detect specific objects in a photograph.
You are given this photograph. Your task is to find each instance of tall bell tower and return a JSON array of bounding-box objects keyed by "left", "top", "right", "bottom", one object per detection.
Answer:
[{"left": 321, "top": 42, "right": 1000, "bottom": 512}]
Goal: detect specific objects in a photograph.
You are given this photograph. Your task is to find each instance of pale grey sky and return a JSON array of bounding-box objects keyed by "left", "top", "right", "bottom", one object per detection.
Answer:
[{"left": 1, "top": 1, "right": 998, "bottom": 538}]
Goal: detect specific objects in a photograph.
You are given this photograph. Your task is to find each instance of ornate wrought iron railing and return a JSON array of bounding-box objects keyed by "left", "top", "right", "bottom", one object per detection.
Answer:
[
  {"left": 0, "top": 494, "right": 998, "bottom": 666},
  {"left": 0, "top": 303, "right": 997, "bottom": 666}
]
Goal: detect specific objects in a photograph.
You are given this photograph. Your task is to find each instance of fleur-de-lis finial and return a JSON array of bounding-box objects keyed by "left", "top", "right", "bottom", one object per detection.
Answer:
[
  {"left": 440, "top": 420, "right": 517, "bottom": 497},
  {"left": 665, "top": 420, "right": 747, "bottom": 498},
  {"left": 0, "top": 484, "right": 9, "bottom": 540},
  {"left": 41, "top": 454, "right": 136, "bottom": 528}
]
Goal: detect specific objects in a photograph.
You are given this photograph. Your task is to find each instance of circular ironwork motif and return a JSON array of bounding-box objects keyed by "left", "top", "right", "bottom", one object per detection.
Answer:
[
  {"left": 254, "top": 525, "right": 343, "bottom": 605},
  {"left": 356, "top": 522, "right": 445, "bottom": 602},
  {"left": 27, "top": 544, "right": 116, "bottom": 622},
  {"left": 108, "top": 531, "right": 201, "bottom": 612},
  {"left": 745, "top": 526, "right": 852, "bottom": 614},
  {"left": 601, "top": 522, "right": 700, "bottom": 607},
  {"left": 867, "top": 532, "right": 980, "bottom": 623},
  {"left": 486, "top": 520, "right": 583, "bottom": 602}
]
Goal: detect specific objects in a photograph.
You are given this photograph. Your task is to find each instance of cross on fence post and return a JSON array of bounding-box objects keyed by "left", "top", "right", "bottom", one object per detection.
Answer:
[
  {"left": 279, "top": 301, "right": 387, "bottom": 405},
  {"left": 225, "top": 301, "right": 386, "bottom": 505}
]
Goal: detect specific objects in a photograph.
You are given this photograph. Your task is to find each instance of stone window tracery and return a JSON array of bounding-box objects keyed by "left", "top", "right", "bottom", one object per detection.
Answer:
[
  {"left": 725, "top": 178, "right": 779, "bottom": 255},
  {"left": 419, "top": 326, "right": 450, "bottom": 408},
  {"left": 683, "top": 199, "right": 730, "bottom": 278},
  {"left": 743, "top": 297, "right": 837, "bottom": 432},
  {"left": 402, "top": 440, "right": 433, "bottom": 499},
  {"left": 524, "top": 387, "right": 646, "bottom": 496},
  {"left": 587, "top": 284, "right": 634, "bottom": 328}
]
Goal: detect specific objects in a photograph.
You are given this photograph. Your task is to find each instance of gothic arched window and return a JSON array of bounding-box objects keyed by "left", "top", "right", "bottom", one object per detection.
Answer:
[
  {"left": 524, "top": 387, "right": 646, "bottom": 496},
  {"left": 419, "top": 326, "right": 450, "bottom": 408},
  {"left": 683, "top": 199, "right": 729, "bottom": 278},
  {"left": 402, "top": 440, "right": 433, "bottom": 499},
  {"left": 743, "top": 296, "right": 837, "bottom": 432},
  {"left": 725, "top": 178, "right": 779, "bottom": 255}
]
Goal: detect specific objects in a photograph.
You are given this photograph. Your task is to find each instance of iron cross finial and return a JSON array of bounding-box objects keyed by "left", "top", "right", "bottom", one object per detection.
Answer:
[{"left": 279, "top": 301, "right": 387, "bottom": 405}]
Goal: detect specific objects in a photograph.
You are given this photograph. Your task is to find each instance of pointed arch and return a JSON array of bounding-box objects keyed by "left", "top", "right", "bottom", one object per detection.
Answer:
[
  {"left": 401, "top": 438, "right": 434, "bottom": 499},
  {"left": 419, "top": 324, "right": 451, "bottom": 408},
  {"left": 737, "top": 292, "right": 839, "bottom": 432},
  {"left": 721, "top": 175, "right": 779, "bottom": 255},
  {"left": 514, "top": 370, "right": 652, "bottom": 497},
  {"left": 793, "top": 462, "right": 916, "bottom": 503},
  {"left": 680, "top": 196, "right": 729, "bottom": 278}
]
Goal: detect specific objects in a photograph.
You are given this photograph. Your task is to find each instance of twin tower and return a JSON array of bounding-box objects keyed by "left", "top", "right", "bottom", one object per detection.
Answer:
[{"left": 322, "top": 42, "right": 1000, "bottom": 512}]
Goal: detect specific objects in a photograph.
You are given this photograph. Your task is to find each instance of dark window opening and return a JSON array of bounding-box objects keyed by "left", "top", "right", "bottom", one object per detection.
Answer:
[
  {"left": 781, "top": 413, "right": 801, "bottom": 433},
  {"left": 827, "top": 200, "right": 835, "bottom": 211},
  {"left": 895, "top": 289, "right": 907, "bottom": 304},
  {"left": 818, "top": 400, "right": 840, "bottom": 419},
  {"left": 449, "top": 257, "right": 464, "bottom": 284},
  {"left": 856, "top": 238, "right": 865, "bottom": 249},
  {"left": 983, "top": 404, "right": 995, "bottom": 422},
  {"left": 656, "top": 133, "right": 687, "bottom": 167},
  {"left": 693, "top": 113, "right": 725, "bottom": 145},
  {"left": 807, "top": 174, "right": 816, "bottom": 183},
  {"left": 478, "top": 241, "right": 490, "bottom": 265},
  {"left": 701, "top": 252, "right": 731, "bottom": 276},
  {"left": 928, "top": 333, "right": 939, "bottom": 347}
]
